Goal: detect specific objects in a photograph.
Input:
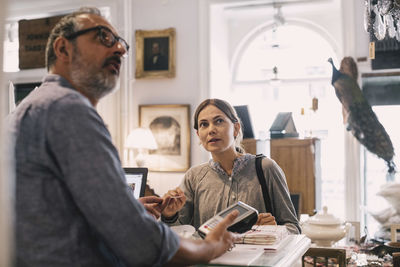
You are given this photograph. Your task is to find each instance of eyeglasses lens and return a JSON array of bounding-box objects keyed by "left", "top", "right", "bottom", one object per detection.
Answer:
[{"left": 99, "top": 28, "right": 129, "bottom": 52}]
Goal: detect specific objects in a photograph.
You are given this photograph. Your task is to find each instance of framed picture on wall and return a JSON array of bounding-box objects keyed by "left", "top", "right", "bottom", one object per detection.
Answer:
[
  {"left": 135, "top": 28, "right": 176, "bottom": 79},
  {"left": 139, "top": 104, "right": 190, "bottom": 172}
]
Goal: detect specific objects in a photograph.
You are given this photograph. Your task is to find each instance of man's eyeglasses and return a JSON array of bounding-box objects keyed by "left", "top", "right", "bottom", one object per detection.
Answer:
[{"left": 64, "top": 25, "right": 130, "bottom": 54}]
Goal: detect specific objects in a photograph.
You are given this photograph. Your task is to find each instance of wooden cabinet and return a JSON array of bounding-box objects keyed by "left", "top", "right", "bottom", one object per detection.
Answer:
[
  {"left": 241, "top": 138, "right": 270, "bottom": 157},
  {"left": 270, "top": 138, "right": 321, "bottom": 215}
]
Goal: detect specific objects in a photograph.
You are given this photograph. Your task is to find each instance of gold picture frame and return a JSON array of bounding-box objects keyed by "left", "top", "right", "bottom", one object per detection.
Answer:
[
  {"left": 135, "top": 28, "right": 176, "bottom": 79},
  {"left": 139, "top": 104, "right": 190, "bottom": 172}
]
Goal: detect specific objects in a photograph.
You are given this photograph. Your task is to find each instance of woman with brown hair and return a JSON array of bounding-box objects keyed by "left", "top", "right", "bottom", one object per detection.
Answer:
[{"left": 161, "top": 99, "right": 300, "bottom": 234}]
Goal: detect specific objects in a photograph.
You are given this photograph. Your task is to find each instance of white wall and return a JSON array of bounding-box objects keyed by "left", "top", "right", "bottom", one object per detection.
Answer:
[
  {"left": 209, "top": 5, "right": 231, "bottom": 99},
  {"left": 127, "top": 0, "right": 209, "bottom": 195},
  {"left": 1, "top": 0, "right": 13, "bottom": 265}
]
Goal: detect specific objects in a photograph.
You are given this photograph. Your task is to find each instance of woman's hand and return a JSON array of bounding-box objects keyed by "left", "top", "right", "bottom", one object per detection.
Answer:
[
  {"left": 161, "top": 187, "right": 186, "bottom": 218},
  {"left": 256, "top": 213, "right": 276, "bottom": 225}
]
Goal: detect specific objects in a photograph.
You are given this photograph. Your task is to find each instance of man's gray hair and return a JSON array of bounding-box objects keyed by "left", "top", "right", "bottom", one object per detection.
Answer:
[{"left": 45, "top": 7, "right": 103, "bottom": 70}]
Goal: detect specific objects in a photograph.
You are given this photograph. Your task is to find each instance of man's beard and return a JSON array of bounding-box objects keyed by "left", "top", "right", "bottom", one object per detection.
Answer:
[{"left": 70, "top": 46, "right": 119, "bottom": 100}]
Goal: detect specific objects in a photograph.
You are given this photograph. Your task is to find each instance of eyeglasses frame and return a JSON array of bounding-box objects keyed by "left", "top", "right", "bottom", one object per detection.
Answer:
[{"left": 64, "top": 25, "right": 130, "bottom": 52}]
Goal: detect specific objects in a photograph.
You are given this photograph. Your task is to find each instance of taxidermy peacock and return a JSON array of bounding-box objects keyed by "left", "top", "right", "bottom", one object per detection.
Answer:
[{"left": 328, "top": 57, "right": 396, "bottom": 174}]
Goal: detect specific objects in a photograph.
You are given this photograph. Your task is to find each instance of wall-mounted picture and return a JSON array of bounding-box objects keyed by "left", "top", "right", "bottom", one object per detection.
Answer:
[
  {"left": 139, "top": 104, "right": 190, "bottom": 172},
  {"left": 135, "top": 28, "right": 176, "bottom": 79}
]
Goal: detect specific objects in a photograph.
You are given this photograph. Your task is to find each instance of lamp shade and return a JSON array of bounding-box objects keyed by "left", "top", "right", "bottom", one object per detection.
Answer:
[{"left": 125, "top": 128, "right": 158, "bottom": 150}]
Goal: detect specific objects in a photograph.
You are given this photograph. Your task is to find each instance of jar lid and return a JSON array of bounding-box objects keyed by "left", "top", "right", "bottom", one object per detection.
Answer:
[{"left": 308, "top": 206, "right": 342, "bottom": 225}]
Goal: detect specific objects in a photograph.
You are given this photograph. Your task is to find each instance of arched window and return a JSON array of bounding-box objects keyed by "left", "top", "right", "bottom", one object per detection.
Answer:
[
  {"left": 222, "top": 21, "right": 346, "bottom": 218},
  {"left": 233, "top": 23, "right": 337, "bottom": 83}
]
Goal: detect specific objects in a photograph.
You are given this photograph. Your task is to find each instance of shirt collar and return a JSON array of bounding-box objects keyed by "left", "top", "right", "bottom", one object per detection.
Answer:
[
  {"left": 42, "top": 74, "right": 76, "bottom": 91},
  {"left": 209, "top": 154, "right": 253, "bottom": 177},
  {"left": 42, "top": 74, "right": 92, "bottom": 107}
]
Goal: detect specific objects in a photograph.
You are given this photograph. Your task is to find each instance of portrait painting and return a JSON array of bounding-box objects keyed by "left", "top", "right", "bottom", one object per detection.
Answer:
[
  {"left": 139, "top": 104, "right": 190, "bottom": 172},
  {"left": 135, "top": 28, "right": 176, "bottom": 79},
  {"left": 143, "top": 37, "right": 169, "bottom": 71}
]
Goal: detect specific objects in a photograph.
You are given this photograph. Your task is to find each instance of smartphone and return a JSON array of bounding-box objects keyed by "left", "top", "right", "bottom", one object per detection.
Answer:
[{"left": 197, "top": 201, "right": 258, "bottom": 238}]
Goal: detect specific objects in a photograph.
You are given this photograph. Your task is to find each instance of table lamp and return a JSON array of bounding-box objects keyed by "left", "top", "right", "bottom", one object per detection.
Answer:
[{"left": 125, "top": 127, "right": 158, "bottom": 167}]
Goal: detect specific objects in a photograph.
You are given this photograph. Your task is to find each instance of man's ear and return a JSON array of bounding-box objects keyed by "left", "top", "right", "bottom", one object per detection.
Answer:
[{"left": 53, "top": 37, "right": 71, "bottom": 63}]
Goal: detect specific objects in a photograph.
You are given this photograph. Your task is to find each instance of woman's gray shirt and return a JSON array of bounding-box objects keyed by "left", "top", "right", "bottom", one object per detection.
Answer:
[{"left": 164, "top": 154, "right": 301, "bottom": 234}]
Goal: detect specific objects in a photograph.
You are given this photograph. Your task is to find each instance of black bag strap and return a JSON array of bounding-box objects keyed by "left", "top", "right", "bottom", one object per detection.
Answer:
[{"left": 255, "top": 154, "right": 273, "bottom": 214}]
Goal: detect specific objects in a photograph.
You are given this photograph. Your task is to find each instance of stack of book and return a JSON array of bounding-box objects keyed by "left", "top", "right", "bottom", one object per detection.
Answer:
[{"left": 235, "top": 225, "right": 289, "bottom": 245}]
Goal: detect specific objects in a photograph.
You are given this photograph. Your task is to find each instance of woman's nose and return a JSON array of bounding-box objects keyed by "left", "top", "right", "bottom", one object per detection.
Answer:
[{"left": 208, "top": 124, "right": 216, "bottom": 134}]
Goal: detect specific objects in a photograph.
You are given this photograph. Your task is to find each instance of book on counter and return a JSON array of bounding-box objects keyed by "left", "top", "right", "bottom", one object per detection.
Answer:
[{"left": 235, "top": 225, "right": 289, "bottom": 248}]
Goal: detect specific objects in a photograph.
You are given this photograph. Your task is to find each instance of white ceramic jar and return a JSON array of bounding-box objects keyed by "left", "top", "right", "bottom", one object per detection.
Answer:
[{"left": 302, "top": 206, "right": 351, "bottom": 246}]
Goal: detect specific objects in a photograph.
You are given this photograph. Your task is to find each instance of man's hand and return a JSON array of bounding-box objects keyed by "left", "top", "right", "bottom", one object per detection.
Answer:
[
  {"left": 161, "top": 187, "right": 186, "bottom": 218},
  {"left": 204, "top": 210, "right": 239, "bottom": 259},
  {"left": 138, "top": 196, "right": 168, "bottom": 219},
  {"left": 256, "top": 213, "right": 276, "bottom": 225},
  {"left": 165, "top": 210, "right": 239, "bottom": 266}
]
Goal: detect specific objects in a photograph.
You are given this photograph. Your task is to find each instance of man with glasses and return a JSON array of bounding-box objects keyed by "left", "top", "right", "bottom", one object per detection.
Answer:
[{"left": 9, "top": 7, "right": 237, "bottom": 267}]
